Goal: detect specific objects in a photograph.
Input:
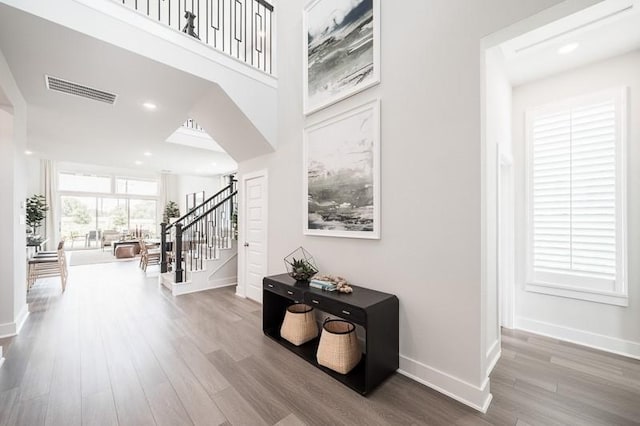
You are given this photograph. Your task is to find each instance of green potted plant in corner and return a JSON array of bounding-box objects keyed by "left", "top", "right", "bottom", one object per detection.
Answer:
[
  {"left": 163, "top": 201, "right": 181, "bottom": 224},
  {"left": 26, "top": 194, "right": 49, "bottom": 242}
]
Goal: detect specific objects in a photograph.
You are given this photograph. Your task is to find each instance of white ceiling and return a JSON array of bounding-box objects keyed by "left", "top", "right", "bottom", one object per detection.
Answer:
[
  {"left": 0, "top": 4, "right": 237, "bottom": 176},
  {"left": 501, "top": 0, "right": 640, "bottom": 86}
]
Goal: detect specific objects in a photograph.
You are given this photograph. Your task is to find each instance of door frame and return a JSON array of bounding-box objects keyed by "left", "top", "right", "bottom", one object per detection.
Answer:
[
  {"left": 498, "top": 154, "right": 515, "bottom": 329},
  {"left": 480, "top": 0, "right": 599, "bottom": 387},
  {"left": 237, "top": 168, "right": 268, "bottom": 301}
]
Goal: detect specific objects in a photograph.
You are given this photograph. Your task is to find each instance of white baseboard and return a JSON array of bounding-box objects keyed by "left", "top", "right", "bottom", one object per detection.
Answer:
[
  {"left": 485, "top": 339, "right": 501, "bottom": 376},
  {"left": 0, "top": 304, "right": 30, "bottom": 339},
  {"left": 172, "top": 277, "right": 237, "bottom": 296},
  {"left": 398, "top": 355, "right": 492, "bottom": 413},
  {"left": 515, "top": 316, "right": 640, "bottom": 360},
  {"left": 0, "top": 323, "right": 15, "bottom": 339},
  {"left": 15, "top": 305, "right": 29, "bottom": 334}
]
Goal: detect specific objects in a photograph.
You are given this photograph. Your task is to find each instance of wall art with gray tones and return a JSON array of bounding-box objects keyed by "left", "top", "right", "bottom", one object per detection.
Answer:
[
  {"left": 303, "top": 0, "right": 380, "bottom": 114},
  {"left": 303, "top": 99, "right": 380, "bottom": 239}
]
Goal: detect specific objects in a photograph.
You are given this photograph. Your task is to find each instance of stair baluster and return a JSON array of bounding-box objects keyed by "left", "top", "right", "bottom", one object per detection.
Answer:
[{"left": 162, "top": 179, "right": 237, "bottom": 284}]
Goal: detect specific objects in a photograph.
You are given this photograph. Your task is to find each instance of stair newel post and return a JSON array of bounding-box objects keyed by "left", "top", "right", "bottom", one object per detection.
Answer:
[
  {"left": 227, "top": 195, "right": 232, "bottom": 246},
  {"left": 175, "top": 223, "right": 184, "bottom": 283},
  {"left": 160, "top": 222, "right": 168, "bottom": 273}
]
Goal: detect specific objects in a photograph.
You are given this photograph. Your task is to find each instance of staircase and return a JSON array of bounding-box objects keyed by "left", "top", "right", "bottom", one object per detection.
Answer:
[{"left": 159, "top": 177, "right": 238, "bottom": 296}]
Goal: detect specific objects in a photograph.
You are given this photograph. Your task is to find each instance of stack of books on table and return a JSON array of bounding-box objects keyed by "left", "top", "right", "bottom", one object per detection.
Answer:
[{"left": 309, "top": 279, "right": 336, "bottom": 291}]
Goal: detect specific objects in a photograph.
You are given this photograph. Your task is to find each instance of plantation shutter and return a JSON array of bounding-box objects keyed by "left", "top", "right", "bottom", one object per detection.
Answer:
[{"left": 531, "top": 98, "right": 617, "bottom": 286}]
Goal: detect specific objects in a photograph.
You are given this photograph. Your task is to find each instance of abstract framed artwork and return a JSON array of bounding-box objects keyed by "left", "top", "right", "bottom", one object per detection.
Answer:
[
  {"left": 303, "top": 99, "right": 380, "bottom": 239},
  {"left": 303, "top": 0, "right": 380, "bottom": 115},
  {"left": 186, "top": 191, "right": 205, "bottom": 212}
]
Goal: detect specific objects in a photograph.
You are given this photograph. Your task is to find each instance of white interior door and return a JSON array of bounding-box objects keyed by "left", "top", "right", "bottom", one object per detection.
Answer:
[{"left": 242, "top": 172, "right": 267, "bottom": 303}]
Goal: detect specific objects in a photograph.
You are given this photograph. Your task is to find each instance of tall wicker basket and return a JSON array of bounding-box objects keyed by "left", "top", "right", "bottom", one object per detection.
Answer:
[
  {"left": 280, "top": 304, "right": 318, "bottom": 346},
  {"left": 316, "top": 319, "right": 362, "bottom": 374}
]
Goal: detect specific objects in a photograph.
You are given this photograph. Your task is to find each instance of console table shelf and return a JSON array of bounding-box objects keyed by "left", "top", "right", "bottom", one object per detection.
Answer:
[{"left": 263, "top": 273, "right": 399, "bottom": 395}]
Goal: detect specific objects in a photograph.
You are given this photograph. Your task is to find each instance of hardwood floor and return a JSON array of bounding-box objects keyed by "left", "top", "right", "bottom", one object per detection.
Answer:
[{"left": 0, "top": 262, "right": 639, "bottom": 425}]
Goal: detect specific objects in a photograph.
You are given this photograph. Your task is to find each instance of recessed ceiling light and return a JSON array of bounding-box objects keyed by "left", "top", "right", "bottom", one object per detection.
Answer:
[
  {"left": 144, "top": 152, "right": 152, "bottom": 157},
  {"left": 24, "top": 150, "right": 33, "bottom": 155},
  {"left": 135, "top": 160, "right": 142, "bottom": 165},
  {"left": 557, "top": 42, "right": 579, "bottom": 55},
  {"left": 142, "top": 102, "right": 157, "bottom": 110}
]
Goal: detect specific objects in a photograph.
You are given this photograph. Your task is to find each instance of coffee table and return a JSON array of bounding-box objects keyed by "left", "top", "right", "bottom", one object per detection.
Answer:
[{"left": 112, "top": 239, "right": 161, "bottom": 255}]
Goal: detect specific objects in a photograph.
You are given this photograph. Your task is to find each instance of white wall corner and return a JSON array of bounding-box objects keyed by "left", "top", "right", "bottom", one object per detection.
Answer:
[
  {"left": 15, "top": 304, "right": 29, "bottom": 334},
  {"left": 515, "top": 316, "right": 640, "bottom": 360},
  {"left": 398, "top": 355, "right": 493, "bottom": 413},
  {"left": 0, "top": 305, "right": 29, "bottom": 339},
  {"left": 485, "top": 339, "right": 502, "bottom": 377},
  {"left": 0, "top": 323, "right": 14, "bottom": 339}
]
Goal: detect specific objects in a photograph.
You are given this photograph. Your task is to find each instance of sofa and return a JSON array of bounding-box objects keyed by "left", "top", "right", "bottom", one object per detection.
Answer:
[{"left": 101, "top": 230, "right": 121, "bottom": 250}]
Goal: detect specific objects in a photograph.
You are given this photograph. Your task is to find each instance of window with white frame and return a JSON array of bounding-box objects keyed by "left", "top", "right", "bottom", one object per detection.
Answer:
[
  {"left": 115, "top": 177, "right": 158, "bottom": 196},
  {"left": 57, "top": 172, "right": 159, "bottom": 242},
  {"left": 526, "top": 88, "right": 627, "bottom": 306}
]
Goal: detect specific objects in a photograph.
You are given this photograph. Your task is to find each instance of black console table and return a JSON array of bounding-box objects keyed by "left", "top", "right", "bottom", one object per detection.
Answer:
[{"left": 263, "top": 273, "right": 399, "bottom": 395}]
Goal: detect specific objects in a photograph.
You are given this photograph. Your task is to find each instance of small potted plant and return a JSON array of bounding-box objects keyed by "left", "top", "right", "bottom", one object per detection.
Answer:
[
  {"left": 284, "top": 247, "right": 319, "bottom": 281},
  {"left": 26, "top": 194, "right": 49, "bottom": 242},
  {"left": 163, "top": 201, "right": 181, "bottom": 224}
]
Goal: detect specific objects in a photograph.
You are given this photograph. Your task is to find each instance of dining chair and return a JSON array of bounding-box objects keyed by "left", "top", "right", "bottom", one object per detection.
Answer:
[
  {"left": 27, "top": 240, "right": 68, "bottom": 292},
  {"left": 138, "top": 239, "right": 161, "bottom": 272}
]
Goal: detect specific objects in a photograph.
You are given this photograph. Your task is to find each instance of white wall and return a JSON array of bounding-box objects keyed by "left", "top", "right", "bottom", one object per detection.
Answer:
[
  {"left": 0, "top": 47, "right": 28, "bottom": 338},
  {"left": 25, "top": 156, "right": 41, "bottom": 196},
  {"left": 236, "top": 0, "right": 593, "bottom": 411},
  {"left": 175, "top": 174, "right": 223, "bottom": 215},
  {"left": 512, "top": 50, "right": 640, "bottom": 357}
]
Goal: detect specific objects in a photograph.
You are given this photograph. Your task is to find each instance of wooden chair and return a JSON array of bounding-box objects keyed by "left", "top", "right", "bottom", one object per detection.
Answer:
[
  {"left": 33, "top": 240, "right": 64, "bottom": 257},
  {"left": 27, "top": 240, "right": 68, "bottom": 292},
  {"left": 85, "top": 230, "right": 99, "bottom": 247},
  {"left": 138, "top": 239, "right": 161, "bottom": 272}
]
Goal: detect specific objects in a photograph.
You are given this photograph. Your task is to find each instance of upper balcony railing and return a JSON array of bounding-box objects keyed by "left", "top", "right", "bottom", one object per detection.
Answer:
[
  {"left": 183, "top": 118, "right": 206, "bottom": 132},
  {"left": 118, "top": 0, "right": 274, "bottom": 74}
]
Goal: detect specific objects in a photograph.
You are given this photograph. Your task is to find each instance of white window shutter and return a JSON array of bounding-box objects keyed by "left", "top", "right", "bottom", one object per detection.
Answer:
[
  {"left": 569, "top": 100, "right": 616, "bottom": 279},
  {"left": 532, "top": 110, "right": 572, "bottom": 273},
  {"left": 527, "top": 88, "right": 626, "bottom": 301}
]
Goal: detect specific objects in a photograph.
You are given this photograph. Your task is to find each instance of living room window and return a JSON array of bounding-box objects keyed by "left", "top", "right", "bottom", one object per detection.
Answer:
[
  {"left": 58, "top": 172, "right": 159, "bottom": 247},
  {"left": 525, "top": 88, "right": 628, "bottom": 306},
  {"left": 59, "top": 172, "right": 111, "bottom": 193},
  {"left": 115, "top": 177, "right": 158, "bottom": 196}
]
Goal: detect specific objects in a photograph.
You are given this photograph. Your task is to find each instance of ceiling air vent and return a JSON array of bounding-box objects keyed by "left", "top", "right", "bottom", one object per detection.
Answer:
[{"left": 45, "top": 75, "right": 117, "bottom": 105}]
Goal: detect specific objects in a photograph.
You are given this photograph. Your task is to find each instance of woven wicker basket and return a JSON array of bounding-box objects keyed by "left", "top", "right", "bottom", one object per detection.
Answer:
[
  {"left": 280, "top": 304, "right": 318, "bottom": 346},
  {"left": 316, "top": 319, "right": 362, "bottom": 374}
]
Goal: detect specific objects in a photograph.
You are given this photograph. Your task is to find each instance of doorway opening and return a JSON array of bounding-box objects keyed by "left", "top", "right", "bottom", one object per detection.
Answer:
[{"left": 482, "top": 0, "right": 640, "bottom": 382}]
